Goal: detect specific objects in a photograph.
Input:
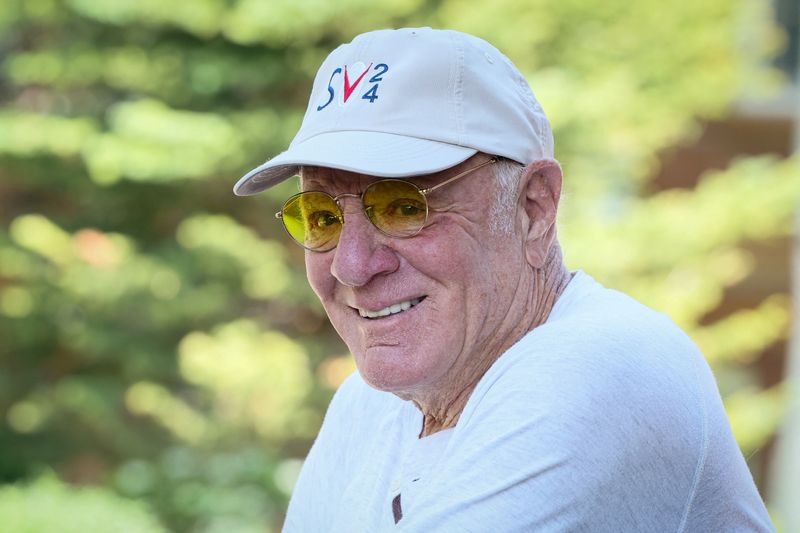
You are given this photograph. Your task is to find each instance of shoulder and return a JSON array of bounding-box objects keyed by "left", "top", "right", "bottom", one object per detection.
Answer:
[
  {"left": 457, "top": 273, "right": 709, "bottom": 499},
  {"left": 316, "top": 370, "right": 408, "bottom": 455},
  {"left": 475, "top": 272, "right": 706, "bottom": 416},
  {"left": 284, "top": 370, "right": 403, "bottom": 530}
]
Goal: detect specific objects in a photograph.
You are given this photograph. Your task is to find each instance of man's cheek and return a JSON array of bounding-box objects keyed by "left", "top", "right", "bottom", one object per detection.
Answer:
[{"left": 305, "top": 258, "right": 334, "bottom": 302}]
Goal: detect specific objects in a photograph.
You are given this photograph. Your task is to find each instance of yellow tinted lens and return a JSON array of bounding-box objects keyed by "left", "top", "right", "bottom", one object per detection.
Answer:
[
  {"left": 363, "top": 180, "right": 427, "bottom": 237},
  {"left": 282, "top": 192, "right": 342, "bottom": 251}
]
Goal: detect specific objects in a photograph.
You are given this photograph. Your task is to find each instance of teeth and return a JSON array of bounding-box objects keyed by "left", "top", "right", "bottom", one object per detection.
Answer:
[{"left": 359, "top": 298, "right": 423, "bottom": 319}]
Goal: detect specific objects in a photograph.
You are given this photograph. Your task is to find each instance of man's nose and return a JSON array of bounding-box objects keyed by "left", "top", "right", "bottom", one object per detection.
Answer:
[{"left": 330, "top": 200, "right": 400, "bottom": 287}]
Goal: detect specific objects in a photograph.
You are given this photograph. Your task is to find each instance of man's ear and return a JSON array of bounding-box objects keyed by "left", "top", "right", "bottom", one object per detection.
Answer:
[{"left": 519, "top": 159, "right": 563, "bottom": 269}]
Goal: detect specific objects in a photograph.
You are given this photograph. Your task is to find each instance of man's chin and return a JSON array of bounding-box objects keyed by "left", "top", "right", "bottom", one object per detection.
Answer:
[{"left": 354, "top": 348, "right": 432, "bottom": 396}]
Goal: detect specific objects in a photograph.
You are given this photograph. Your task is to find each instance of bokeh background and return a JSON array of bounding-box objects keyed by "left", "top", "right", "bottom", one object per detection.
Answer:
[{"left": 1, "top": 0, "right": 799, "bottom": 531}]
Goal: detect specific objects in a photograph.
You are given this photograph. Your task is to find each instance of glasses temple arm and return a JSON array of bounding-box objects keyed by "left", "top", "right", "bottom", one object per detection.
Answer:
[{"left": 419, "top": 158, "right": 497, "bottom": 196}]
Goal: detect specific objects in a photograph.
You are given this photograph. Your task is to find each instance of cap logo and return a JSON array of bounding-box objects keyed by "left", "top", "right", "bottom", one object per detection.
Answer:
[{"left": 316, "top": 62, "right": 389, "bottom": 111}]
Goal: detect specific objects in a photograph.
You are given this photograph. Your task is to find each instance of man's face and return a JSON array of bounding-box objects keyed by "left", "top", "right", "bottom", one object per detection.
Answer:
[{"left": 303, "top": 155, "right": 526, "bottom": 397}]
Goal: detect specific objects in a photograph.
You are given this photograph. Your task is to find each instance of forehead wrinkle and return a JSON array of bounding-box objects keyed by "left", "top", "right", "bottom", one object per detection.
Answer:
[
  {"left": 300, "top": 165, "right": 467, "bottom": 194},
  {"left": 300, "top": 166, "right": 378, "bottom": 194}
]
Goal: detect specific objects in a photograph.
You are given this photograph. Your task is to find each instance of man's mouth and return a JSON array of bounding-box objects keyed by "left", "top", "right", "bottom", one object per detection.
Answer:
[{"left": 357, "top": 297, "right": 426, "bottom": 319}]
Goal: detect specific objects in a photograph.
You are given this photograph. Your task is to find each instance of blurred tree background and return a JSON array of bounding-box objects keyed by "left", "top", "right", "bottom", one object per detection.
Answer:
[{"left": 0, "top": 0, "right": 798, "bottom": 531}]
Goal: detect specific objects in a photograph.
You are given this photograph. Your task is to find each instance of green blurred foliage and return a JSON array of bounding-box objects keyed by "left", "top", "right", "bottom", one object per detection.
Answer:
[
  {"left": 0, "top": 474, "right": 166, "bottom": 532},
  {"left": 0, "top": 0, "right": 796, "bottom": 530}
]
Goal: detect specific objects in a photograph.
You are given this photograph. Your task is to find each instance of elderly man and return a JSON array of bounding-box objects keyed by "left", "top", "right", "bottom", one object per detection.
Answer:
[{"left": 234, "top": 28, "right": 773, "bottom": 532}]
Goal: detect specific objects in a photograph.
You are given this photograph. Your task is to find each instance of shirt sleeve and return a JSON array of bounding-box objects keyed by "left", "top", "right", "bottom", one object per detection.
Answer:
[{"left": 282, "top": 372, "right": 364, "bottom": 532}]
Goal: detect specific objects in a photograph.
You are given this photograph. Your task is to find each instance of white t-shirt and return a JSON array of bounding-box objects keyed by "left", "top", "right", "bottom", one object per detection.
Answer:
[{"left": 283, "top": 271, "right": 774, "bottom": 532}]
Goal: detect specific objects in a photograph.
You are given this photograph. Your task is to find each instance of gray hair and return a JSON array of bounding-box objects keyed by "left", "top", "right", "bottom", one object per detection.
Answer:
[{"left": 489, "top": 158, "right": 525, "bottom": 235}]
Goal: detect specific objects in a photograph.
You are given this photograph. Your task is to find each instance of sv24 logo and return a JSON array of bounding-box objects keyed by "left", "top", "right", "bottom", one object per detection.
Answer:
[{"left": 317, "top": 62, "right": 389, "bottom": 111}]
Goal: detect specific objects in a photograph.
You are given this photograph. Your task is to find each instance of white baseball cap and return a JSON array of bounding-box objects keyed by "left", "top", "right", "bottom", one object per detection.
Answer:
[{"left": 233, "top": 27, "right": 554, "bottom": 196}]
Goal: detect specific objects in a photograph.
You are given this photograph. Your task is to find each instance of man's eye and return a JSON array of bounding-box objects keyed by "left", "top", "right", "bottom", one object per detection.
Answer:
[
  {"left": 312, "top": 212, "right": 340, "bottom": 228},
  {"left": 387, "top": 199, "right": 424, "bottom": 217}
]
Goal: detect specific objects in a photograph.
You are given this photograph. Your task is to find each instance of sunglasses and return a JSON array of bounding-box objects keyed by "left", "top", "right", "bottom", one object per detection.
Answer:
[{"left": 275, "top": 158, "right": 497, "bottom": 252}]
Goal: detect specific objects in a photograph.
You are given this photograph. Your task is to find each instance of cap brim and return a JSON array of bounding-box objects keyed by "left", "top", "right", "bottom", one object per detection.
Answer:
[{"left": 233, "top": 131, "right": 478, "bottom": 196}]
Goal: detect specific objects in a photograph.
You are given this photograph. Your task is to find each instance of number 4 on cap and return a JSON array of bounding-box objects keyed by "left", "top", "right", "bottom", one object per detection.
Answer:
[{"left": 362, "top": 85, "right": 379, "bottom": 103}]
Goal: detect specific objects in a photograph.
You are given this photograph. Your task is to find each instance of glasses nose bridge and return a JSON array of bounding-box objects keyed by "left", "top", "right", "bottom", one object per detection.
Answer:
[
  {"left": 331, "top": 191, "right": 361, "bottom": 206},
  {"left": 330, "top": 191, "right": 365, "bottom": 218}
]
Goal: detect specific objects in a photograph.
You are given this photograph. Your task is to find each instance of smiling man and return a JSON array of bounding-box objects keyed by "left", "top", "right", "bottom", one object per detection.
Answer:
[{"left": 234, "top": 28, "right": 773, "bottom": 532}]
